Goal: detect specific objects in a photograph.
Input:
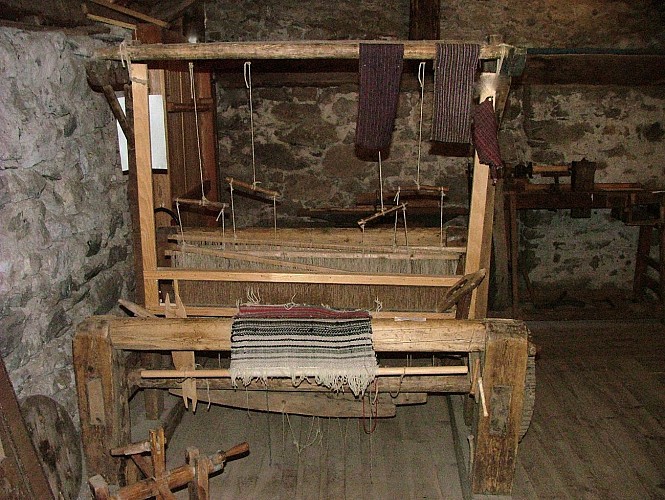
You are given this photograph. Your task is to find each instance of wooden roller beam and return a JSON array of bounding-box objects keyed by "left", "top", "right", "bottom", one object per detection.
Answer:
[
  {"left": 95, "top": 40, "right": 510, "bottom": 62},
  {"left": 144, "top": 268, "right": 462, "bottom": 287},
  {"left": 102, "top": 316, "right": 489, "bottom": 352},
  {"left": 131, "top": 372, "right": 470, "bottom": 393},
  {"left": 140, "top": 365, "right": 468, "bottom": 378}
]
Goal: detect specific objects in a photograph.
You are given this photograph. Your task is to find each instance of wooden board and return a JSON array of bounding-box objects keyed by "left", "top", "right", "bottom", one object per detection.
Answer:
[
  {"left": 20, "top": 395, "right": 82, "bottom": 500},
  {"left": 169, "top": 390, "right": 399, "bottom": 418}
]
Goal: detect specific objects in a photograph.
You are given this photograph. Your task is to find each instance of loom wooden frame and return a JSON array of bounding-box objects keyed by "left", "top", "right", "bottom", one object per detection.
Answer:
[
  {"left": 74, "top": 315, "right": 529, "bottom": 496},
  {"left": 96, "top": 38, "right": 511, "bottom": 319},
  {"left": 82, "top": 38, "right": 526, "bottom": 496}
]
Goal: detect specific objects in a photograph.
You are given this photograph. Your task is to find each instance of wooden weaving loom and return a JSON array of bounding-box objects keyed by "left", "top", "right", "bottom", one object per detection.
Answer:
[{"left": 75, "top": 37, "right": 532, "bottom": 496}]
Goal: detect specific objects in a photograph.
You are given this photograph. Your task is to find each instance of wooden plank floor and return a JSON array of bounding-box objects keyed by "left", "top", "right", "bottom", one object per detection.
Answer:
[
  {"left": 512, "top": 319, "right": 665, "bottom": 500},
  {"left": 160, "top": 319, "right": 665, "bottom": 499}
]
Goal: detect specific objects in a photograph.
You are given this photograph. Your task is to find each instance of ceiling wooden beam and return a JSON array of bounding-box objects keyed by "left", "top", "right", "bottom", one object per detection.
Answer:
[
  {"left": 95, "top": 39, "right": 511, "bottom": 62},
  {"left": 521, "top": 53, "right": 665, "bottom": 86},
  {"left": 409, "top": 0, "right": 440, "bottom": 40}
]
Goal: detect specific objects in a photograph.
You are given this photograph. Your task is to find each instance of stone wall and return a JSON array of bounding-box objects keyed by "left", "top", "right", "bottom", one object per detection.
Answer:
[
  {"left": 0, "top": 27, "right": 132, "bottom": 416},
  {"left": 207, "top": 0, "right": 665, "bottom": 294}
]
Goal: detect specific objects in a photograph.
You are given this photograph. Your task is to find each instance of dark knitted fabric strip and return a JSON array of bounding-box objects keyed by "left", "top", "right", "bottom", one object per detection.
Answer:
[
  {"left": 431, "top": 43, "right": 480, "bottom": 143},
  {"left": 472, "top": 97, "right": 503, "bottom": 181},
  {"left": 355, "top": 43, "right": 405, "bottom": 153}
]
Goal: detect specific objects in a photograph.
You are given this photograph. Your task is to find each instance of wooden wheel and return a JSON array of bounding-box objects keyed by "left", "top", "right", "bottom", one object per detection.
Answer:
[
  {"left": 21, "top": 395, "right": 82, "bottom": 500},
  {"left": 519, "top": 354, "right": 536, "bottom": 441}
]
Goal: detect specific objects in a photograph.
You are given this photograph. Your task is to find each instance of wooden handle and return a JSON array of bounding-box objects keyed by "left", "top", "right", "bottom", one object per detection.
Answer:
[
  {"left": 357, "top": 203, "right": 408, "bottom": 226},
  {"left": 110, "top": 440, "right": 151, "bottom": 456},
  {"left": 174, "top": 197, "right": 228, "bottom": 211},
  {"left": 415, "top": 185, "right": 449, "bottom": 193},
  {"left": 210, "top": 442, "right": 250, "bottom": 467},
  {"left": 226, "top": 177, "right": 281, "bottom": 199},
  {"left": 222, "top": 442, "right": 250, "bottom": 460}
]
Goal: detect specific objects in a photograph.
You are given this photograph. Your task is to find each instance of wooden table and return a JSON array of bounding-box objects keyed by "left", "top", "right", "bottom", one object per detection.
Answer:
[{"left": 504, "top": 182, "right": 664, "bottom": 316}]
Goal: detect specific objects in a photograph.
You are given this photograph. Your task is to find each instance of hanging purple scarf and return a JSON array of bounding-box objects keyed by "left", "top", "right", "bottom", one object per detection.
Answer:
[{"left": 355, "top": 43, "right": 404, "bottom": 154}]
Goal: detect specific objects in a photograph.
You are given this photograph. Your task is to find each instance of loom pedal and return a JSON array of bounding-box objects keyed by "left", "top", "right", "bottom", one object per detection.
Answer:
[{"left": 169, "top": 389, "right": 427, "bottom": 418}]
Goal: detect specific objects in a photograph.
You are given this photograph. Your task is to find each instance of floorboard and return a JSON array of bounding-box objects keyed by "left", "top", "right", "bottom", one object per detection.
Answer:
[{"left": 143, "top": 319, "right": 665, "bottom": 499}]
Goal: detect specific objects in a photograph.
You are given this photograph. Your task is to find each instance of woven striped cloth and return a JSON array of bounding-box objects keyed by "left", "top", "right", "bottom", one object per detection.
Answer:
[
  {"left": 355, "top": 43, "right": 405, "bottom": 154},
  {"left": 230, "top": 304, "right": 378, "bottom": 396},
  {"left": 431, "top": 43, "right": 480, "bottom": 143},
  {"left": 472, "top": 97, "right": 503, "bottom": 182}
]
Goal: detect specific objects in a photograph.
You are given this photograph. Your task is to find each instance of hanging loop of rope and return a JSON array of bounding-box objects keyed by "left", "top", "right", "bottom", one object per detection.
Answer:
[
  {"left": 229, "top": 181, "right": 237, "bottom": 238},
  {"left": 243, "top": 61, "right": 258, "bottom": 187},
  {"left": 393, "top": 186, "right": 401, "bottom": 247},
  {"left": 188, "top": 62, "right": 207, "bottom": 202},
  {"left": 415, "top": 61, "right": 426, "bottom": 189}
]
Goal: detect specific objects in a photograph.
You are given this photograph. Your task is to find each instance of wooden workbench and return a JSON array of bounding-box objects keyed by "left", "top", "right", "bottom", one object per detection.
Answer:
[{"left": 504, "top": 181, "right": 664, "bottom": 316}]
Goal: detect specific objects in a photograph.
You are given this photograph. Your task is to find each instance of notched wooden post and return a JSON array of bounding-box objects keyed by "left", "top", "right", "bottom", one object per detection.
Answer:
[
  {"left": 471, "top": 319, "right": 529, "bottom": 495},
  {"left": 74, "top": 317, "right": 131, "bottom": 486}
]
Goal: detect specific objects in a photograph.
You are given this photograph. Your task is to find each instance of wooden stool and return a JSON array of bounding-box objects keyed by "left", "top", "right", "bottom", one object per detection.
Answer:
[{"left": 89, "top": 427, "right": 248, "bottom": 500}]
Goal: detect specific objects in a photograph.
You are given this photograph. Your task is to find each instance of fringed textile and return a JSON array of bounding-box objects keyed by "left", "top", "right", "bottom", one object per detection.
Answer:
[
  {"left": 355, "top": 43, "right": 405, "bottom": 154},
  {"left": 230, "top": 304, "right": 378, "bottom": 396},
  {"left": 472, "top": 97, "right": 503, "bottom": 182},
  {"left": 431, "top": 43, "right": 480, "bottom": 143}
]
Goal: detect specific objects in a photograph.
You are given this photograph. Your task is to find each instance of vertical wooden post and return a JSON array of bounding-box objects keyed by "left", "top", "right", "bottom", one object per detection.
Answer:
[
  {"left": 471, "top": 320, "right": 528, "bottom": 495},
  {"left": 130, "top": 63, "right": 159, "bottom": 308},
  {"left": 465, "top": 78, "right": 498, "bottom": 319},
  {"left": 408, "top": 0, "right": 440, "bottom": 41},
  {"left": 508, "top": 191, "right": 520, "bottom": 316},
  {"left": 491, "top": 178, "right": 511, "bottom": 311},
  {"left": 73, "top": 317, "right": 131, "bottom": 486},
  {"left": 131, "top": 62, "right": 164, "bottom": 419},
  {"left": 464, "top": 159, "right": 494, "bottom": 319}
]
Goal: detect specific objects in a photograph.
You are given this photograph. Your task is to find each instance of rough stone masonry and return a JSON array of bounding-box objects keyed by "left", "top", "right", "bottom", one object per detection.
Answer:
[{"left": 0, "top": 27, "right": 133, "bottom": 419}]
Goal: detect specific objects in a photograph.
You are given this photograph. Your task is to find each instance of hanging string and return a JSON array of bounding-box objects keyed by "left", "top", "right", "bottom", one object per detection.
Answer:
[
  {"left": 243, "top": 61, "right": 257, "bottom": 187},
  {"left": 402, "top": 204, "right": 409, "bottom": 247},
  {"left": 229, "top": 181, "right": 237, "bottom": 238},
  {"left": 175, "top": 201, "right": 185, "bottom": 245},
  {"left": 272, "top": 195, "right": 277, "bottom": 238},
  {"left": 188, "top": 62, "right": 206, "bottom": 202},
  {"left": 393, "top": 187, "right": 401, "bottom": 247},
  {"left": 416, "top": 61, "right": 426, "bottom": 189},
  {"left": 265, "top": 383, "right": 272, "bottom": 465},
  {"left": 362, "top": 380, "right": 379, "bottom": 434},
  {"left": 440, "top": 188, "right": 445, "bottom": 246},
  {"left": 378, "top": 151, "right": 384, "bottom": 211},
  {"left": 216, "top": 206, "right": 225, "bottom": 247}
]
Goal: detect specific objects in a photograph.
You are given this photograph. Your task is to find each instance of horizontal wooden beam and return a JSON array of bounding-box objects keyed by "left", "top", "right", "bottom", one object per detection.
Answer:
[
  {"left": 141, "top": 365, "right": 468, "bottom": 378},
  {"left": 101, "top": 316, "right": 489, "bottom": 352},
  {"left": 145, "top": 304, "right": 457, "bottom": 319},
  {"left": 146, "top": 268, "right": 462, "bottom": 287},
  {"left": 522, "top": 53, "right": 665, "bottom": 86},
  {"left": 89, "top": 0, "right": 169, "bottom": 28},
  {"left": 95, "top": 40, "right": 510, "bottom": 62},
  {"left": 131, "top": 372, "right": 470, "bottom": 392}
]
